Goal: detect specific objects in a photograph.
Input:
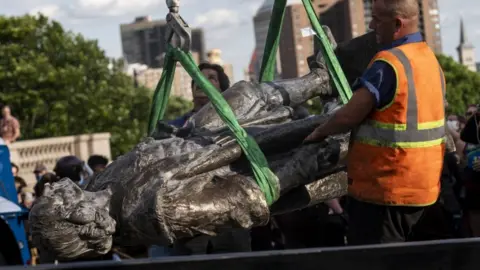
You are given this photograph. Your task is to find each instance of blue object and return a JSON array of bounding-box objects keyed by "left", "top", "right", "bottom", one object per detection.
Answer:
[
  {"left": 0, "top": 145, "right": 31, "bottom": 266},
  {"left": 467, "top": 148, "right": 480, "bottom": 169},
  {"left": 352, "top": 32, "right": 424, "bottom": 109},
  {"left": 168, "top": 111, "right": 194, "bottom": 128},
  {"left": 148, "top": 245, "right": 171, "bottom": 258}
]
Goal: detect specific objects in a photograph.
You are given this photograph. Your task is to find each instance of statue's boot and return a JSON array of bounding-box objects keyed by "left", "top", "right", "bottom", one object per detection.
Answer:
[{"left": 270, "top": 171, "right": 348, "bottom": 216}]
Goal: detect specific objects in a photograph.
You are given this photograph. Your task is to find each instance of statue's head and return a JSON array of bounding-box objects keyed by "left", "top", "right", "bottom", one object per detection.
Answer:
[{"left": 29, "top": 178, "right": 116, "bottom": 261}]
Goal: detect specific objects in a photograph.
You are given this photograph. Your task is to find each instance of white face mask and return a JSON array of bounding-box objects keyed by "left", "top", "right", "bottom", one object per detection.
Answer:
[{"left": 447, "top": 120, "right": 459, "bottom": 131}]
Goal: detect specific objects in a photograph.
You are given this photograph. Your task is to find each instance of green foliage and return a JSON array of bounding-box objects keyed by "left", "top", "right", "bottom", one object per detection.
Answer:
[
  {"left": 0, "top": 14, "right": 192, "bottom": 158},
  {"left": 437, "top": 54, "right": 480, "bottom": 115}
]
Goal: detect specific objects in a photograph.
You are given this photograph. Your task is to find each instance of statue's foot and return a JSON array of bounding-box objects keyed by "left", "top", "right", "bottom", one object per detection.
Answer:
[
  {"left": 306, "top": 25, "right": 340, "bottom": 100},
  {"left": 29, "top": 178, "right": 116, "bottom": 261},
  {"left": 307, "top": 25, "right": 337, "bottom": 71}
]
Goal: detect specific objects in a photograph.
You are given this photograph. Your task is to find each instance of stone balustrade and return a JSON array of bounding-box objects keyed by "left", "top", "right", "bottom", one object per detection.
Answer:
[{"left": 9, "top": 133, "right": 111, "bottom": 186}]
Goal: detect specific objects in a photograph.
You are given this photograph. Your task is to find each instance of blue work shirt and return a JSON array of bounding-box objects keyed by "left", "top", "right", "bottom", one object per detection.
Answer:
[
  {"left": 352, "top": 32, "right": 424, "bottom": 108},
  {"left": 168, "top": 111, "right": 194, "bottom": 127}
]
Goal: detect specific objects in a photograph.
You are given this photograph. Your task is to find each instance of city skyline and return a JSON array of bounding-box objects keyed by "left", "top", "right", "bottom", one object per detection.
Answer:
[{"left": 3, "top": 0, "right": 480, "bottom": 82}]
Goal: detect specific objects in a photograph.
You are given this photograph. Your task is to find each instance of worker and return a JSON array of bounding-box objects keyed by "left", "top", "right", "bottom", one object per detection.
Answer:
[{"left": 304, "top": 0, "right": 445, "bottom": 244}]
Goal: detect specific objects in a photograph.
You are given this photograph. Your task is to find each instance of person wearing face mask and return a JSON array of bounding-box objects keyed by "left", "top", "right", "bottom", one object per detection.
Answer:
[
  {"left": 447, "top": 115, "right": 460, "bottom": 133},
  {"left": 168, "top": 63, "right": 230, "bottom": 128},
  {"left": 33, "top": 163, "right": 48, "bottom": 182},
  {"left": 53, "top": 155, "right": 93, "bottom": 187}
]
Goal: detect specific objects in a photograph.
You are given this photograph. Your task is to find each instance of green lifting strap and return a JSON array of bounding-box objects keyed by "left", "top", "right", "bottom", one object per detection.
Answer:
[
  {"left": 301, "top": 0, "right": 352, "bottom": 103},
  {"left": 148, "top": 51, "right": 177, "bottom": 135},
  {"left": 148, "top": 45, "right": 280, "bottom": 205},
  {"left": 259, "top": 0, "right": 287, "bottom": 82},
  {"left": 259, "top": 0, "right": 352, "bottom": 104}
]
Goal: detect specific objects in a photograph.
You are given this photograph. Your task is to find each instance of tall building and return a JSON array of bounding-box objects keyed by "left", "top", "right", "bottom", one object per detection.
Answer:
[
  {"left": 247, "top": 50, "right": 259, "bottom": 82},
  {"left": 278, "top": 3, "right": 316, "bottom": 79},
  {"left": 313, "top": 0, "right": 366, "bottom": 44},
  {"left": 206, "top": 49, "right": 235, "bottom": 82},
  {"left": 420, "top": 0, "right": 442, "bottom": 53},
  {"left": 457, "top": 19, "right": 477, "bottom": 72},
  {"left": 120, "top": 16, "right": 205, "bottom": 68},
  {"left": 312, "top": 0, "right": 442, "bottom": 53},
  {"left": 252, "top": 0, "right": 283, "bottom": 80},
  {"left": 129, "top": 52, "right": 201, "bottom": 101}
]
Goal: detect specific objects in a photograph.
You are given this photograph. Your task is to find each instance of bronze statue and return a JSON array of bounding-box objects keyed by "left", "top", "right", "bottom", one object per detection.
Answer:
[{"left": 29, "top": 30, "right": 379, "bottom": 262}]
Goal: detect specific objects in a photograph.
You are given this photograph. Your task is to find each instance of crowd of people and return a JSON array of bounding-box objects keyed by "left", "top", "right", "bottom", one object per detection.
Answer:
[{"left": 2, "top": 0, "right": 480, "bottom": 265}]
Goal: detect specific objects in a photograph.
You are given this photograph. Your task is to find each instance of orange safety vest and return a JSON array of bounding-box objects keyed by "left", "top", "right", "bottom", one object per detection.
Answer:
[{"left": 347, "top": 42, "right": 446, "bottom": 206}]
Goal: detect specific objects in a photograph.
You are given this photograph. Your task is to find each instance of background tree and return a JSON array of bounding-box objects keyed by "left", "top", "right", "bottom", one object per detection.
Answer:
[
  {"left": 0, "top": 14, "right": 192, "bottom": 158},
  {"left": 437, "top": 54, "right": 480, "bottom": 115}
]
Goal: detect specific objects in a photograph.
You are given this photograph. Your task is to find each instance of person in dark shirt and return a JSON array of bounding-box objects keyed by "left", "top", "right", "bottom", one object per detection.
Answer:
[
  {"left": 351, "top": 32, "right": 423, "bottom": 109},
  {"left": 87, "top": 155, "right": 109, "bottom": 174},
  {"left": 169, "top": 63, "right": 230, "bottom": 127}
]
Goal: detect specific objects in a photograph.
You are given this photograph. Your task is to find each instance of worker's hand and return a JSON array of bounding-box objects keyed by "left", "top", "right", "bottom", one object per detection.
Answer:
[
  {"left": 304, "top": 127, "right": 326, "bottom": 144},
  {"left": 473, "top": 159, "right": 480, "bottom": 172},
  {"left": 326, "top": 198, "right": 343, "bottom": 215}
]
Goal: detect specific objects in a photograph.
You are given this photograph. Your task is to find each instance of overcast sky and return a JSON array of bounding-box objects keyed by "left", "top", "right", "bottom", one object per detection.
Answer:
[{"left": 2, "top": 0, "right": 479, "bottom": 82}]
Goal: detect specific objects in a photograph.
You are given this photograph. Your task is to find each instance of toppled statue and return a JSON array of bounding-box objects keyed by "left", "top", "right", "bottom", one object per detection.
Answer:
[{"left": 29, "top": 30, "right": 379, "bottom": 261}]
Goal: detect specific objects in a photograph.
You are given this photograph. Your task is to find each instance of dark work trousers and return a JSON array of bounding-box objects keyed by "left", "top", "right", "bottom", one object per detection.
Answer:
[
  {"left": 346, "top": 197, "right": 426, "bottom": 245},
  {"left": 275, "top": 204, "right": 346, "bottom": 249}
]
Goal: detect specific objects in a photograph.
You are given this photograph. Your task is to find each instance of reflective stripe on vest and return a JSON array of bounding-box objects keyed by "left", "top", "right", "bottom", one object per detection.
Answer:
[{"left": 354, "top": 48, "right": 446, "bottom": 148}]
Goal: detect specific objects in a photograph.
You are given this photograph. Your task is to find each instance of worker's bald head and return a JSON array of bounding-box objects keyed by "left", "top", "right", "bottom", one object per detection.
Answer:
[
  {"left": 377, "top": 0, "right": 419, "bottom": 19},
  {"left": 370, "top": 0, "right": 420, "bottom": 45}
]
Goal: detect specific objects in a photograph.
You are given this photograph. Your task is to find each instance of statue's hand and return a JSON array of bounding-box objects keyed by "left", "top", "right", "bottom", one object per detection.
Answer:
[
  {"left": 29, "top": 178, "right": 116, "bottom": 261},
  {"left": 152, "top": 121, "right": 194, "bottom": 140},
  {"left": 175, "top": 122, "right": 195, "bottom": 138},
  {"left": 152, "top": 121, "right": 176, "bottom": 139}
]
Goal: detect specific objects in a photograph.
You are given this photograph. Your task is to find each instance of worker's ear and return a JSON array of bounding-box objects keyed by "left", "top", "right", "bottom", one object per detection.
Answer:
[{"left": 395, "top": 18, "right": 402, "bottom": 32}]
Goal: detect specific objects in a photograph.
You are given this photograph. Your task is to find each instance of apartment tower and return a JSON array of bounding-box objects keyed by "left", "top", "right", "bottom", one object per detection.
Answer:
[{"left": 120, "top": 16, "right": 206, "bottom": 68}]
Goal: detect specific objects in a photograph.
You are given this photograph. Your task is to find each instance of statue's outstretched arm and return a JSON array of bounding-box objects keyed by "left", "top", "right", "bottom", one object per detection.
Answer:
[{"left": 189, "top": 26, "right": 337, "bottom": 133}]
